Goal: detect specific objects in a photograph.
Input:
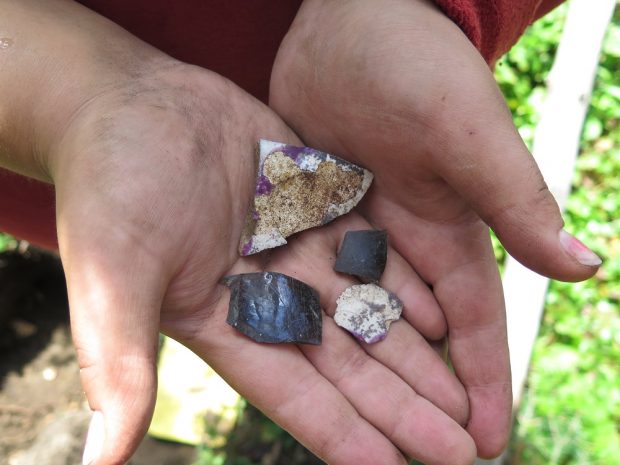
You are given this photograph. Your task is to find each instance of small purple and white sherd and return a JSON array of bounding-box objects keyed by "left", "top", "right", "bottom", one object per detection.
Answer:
[
  {"left": 239, "top": 140, "right": 373, "bottom": 256},
  {"left": 334, "top": 284, "right": 403, "bottom": 344}
]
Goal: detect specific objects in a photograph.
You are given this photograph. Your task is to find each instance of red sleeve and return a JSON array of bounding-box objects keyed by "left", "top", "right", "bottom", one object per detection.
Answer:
[
  {"left": 76, "top": 0, "right": 302, "bottom": 104},
  {"left": 0, "top": 172, "right": 57, "bottom": 250},
  {"left": 431, "top": 0, "right": 566, "bottom": 64}
]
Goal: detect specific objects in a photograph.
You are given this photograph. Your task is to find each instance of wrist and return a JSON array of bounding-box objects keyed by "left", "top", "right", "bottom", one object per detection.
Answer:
[
  {"left": 0, "top": 0, "right": 172, "bottom": 182},
  {"left": 430, "top": 0, "right": 547, "bottom": 64}
]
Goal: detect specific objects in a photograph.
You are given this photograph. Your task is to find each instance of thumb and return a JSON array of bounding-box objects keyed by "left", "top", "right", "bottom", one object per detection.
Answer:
[
  {"left": 59, "top": 227, "right": 164, "bottom": 465},
  {"left": 432, "top": 67, "right": 601, "bottom": 281}
]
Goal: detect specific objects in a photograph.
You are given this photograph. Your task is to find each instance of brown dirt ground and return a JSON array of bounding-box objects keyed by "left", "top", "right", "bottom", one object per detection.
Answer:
[{"left": 0, "top": 249, "right": 196, "bottom": 465}]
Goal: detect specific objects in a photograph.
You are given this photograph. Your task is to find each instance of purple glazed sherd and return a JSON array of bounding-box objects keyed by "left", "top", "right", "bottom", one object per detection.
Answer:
[{"left": 239, "top": 140, "right": 373, "bottom": 256}]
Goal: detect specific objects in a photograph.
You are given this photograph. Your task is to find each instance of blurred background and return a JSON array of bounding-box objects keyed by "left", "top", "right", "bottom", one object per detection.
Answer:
[
  {"left": 0, "top": 1, "right": 618, "bottom": 464},
  {"left": 493, "top": 2, "right": 620, "bottom": 464}
]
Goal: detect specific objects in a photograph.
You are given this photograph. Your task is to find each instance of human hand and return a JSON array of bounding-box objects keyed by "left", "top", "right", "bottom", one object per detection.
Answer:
[
  {"left": 270, "top": 0, "right": 602, "bottom": 459},
  {"left": 47, "top": 38, "right": 477, "bottom": 465},
  {"left": 54, "top": 62, "right": 478, "bottom": 465}
]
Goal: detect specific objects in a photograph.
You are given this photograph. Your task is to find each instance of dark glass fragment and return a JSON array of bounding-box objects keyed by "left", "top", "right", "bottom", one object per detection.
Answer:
[
  {"left": 334, "top": 230, "right": 388, "bottom": 283},
  {"left": 223, "top": 272, "right": 322, "bottom": 345}
]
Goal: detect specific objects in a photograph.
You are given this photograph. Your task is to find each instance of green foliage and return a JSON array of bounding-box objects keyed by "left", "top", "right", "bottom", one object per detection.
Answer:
[
  {"left": 194, "top": 402, "right": 324, "bottom": 465},
  {"left": 495, "top": 3, "right": 620, "bottom": 465},
  {"left": 0, "top": 232, "right": 16, "bottom": 252},
  {"left": 495, "top": 5, "right": 568, "bottom": 148}
]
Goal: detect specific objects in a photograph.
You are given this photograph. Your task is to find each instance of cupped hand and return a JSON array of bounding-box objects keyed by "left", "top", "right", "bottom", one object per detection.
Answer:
[
  {"left": 51, "top": 58, "right": 474, "bottom": 465},
  {"left": 270, "top": 0, "right": 601, "bottom": 458}
]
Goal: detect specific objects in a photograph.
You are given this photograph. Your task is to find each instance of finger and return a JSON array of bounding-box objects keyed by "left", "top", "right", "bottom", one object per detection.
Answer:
[
  {"left": 177, "top": 300, "right": 408, "bottom": 465},
  {"left": 302, "top": 320, "right": 476, "bottom": 465},
  {"left": 382, "top": 244, "right": 447, "bottom": 340},
  {"left": 431, "top": 227, "right": 511, "bottom": 458},
  {"left": 369, "top": 200, "right": 511, "bottom": 458},
  {"left": 272, "top": 214, "right": 468, "bottom": 426},
  {"left": 58, "top": 221, "right": 163, "bottom": 465},
  {"left": 428, "top": 74, "right": 602, "bottom": 281},
  {"left": 380, "top": 10, "right": 603, "bottom": 281}
]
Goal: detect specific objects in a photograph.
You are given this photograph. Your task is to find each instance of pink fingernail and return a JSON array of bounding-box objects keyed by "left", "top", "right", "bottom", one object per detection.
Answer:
[
  {"left": 83, "top": 411, "right": 104, "bottom": 465},
  {"left": 559, "top": 230, "right": 602, "bottom": 267}
]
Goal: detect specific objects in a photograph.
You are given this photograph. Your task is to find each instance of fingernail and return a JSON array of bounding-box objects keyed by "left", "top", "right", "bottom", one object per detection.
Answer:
[
  {"left": 559, "top": 230, "right": 602, "bottom": 267},
  {"left": 83, "top": 411, "right": 105, "bottom": 465}
]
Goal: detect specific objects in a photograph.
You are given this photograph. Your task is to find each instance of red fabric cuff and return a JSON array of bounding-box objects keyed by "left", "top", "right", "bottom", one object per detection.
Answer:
[
  {"left": 432, "top": 0, "right": 565, "bottom": 64},
  {"left": 0, "top": 170, "right": 57, "bottom": 250}
]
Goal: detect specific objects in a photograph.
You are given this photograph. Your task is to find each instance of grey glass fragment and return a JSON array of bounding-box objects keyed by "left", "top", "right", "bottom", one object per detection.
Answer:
[
  {"left": 223, "top": 272, "right": 322, "bottom": 345},
  {"left": 334, "top": 230, "right": 388, "bottom": 283}
]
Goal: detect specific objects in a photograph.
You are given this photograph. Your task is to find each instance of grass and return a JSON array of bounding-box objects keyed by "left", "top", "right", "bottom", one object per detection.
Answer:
[
  {"left": 0, "top": 233, "right": 17, "bottom": 252},
  {"left": 496, "top": 3, "right": 620, "bottom": 464}
]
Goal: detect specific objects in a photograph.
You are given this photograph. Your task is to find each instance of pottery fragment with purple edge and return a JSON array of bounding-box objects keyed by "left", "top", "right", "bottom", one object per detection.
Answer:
[
  {"left": 239, "top": 140, "right": 374, "bottom": 256},
  {"left": 334, "top": 229, "right": 388, "bottom": 283},
  {"left": 223, "top": 271, "right": 322, "bottom": 345},
  {"left": 334, "top": 284, "right": 403, "bottom": 344}
]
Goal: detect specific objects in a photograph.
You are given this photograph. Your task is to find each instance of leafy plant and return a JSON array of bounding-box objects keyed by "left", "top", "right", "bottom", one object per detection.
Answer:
[
  {"left": 496, "top": 3, "right": 620, "bottom": 465},
  {"left": 0, "top": 233, "right": 16, "bottom": 252}
]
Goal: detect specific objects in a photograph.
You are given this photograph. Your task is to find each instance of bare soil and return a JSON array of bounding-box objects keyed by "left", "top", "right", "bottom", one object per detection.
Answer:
[{"left": 0, "top": 249, "right": 196, "bottom": 465}]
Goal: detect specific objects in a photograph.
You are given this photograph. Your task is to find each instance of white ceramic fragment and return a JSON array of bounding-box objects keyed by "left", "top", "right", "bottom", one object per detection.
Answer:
[
  {"left": 334, "top": 284, "right": 403, "bottom": 344},
  {"left": 239, "top": 140, "right": 373, "bottom": 255}
]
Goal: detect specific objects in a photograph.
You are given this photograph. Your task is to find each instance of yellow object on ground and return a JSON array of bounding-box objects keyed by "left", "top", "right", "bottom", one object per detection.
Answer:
[{"left": 148, "top": 337, "right": 242, "bottom": 447}]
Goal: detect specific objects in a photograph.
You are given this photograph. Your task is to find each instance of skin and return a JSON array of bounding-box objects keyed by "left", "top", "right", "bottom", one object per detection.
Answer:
[
  {"left": 0, "top": 0, "right": 599, "bottom": 464},
  {"left": 270, "top": 0, "right": 601, "bottom": 458}
]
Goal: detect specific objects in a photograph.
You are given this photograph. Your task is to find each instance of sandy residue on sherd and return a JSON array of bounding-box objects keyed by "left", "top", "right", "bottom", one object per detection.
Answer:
[
  {"left": 239, "top": 141, "right": 373, "bottom": 255},
  {"left": 256, "top": 151, "right": 363, "bottom": 237}
]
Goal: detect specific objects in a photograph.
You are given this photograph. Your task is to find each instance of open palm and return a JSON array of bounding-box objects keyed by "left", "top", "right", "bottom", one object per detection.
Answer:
[{"left": 54, "top": 60, "right": 474, "bottom": 465}]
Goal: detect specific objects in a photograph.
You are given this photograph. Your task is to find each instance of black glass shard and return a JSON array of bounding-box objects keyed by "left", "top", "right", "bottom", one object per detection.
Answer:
[
  {"left": 334, "top": 230, "right": 388, "bottom": 283},
  {"left": 223, "top": 272, "right": 322, "bottom": 345}
]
